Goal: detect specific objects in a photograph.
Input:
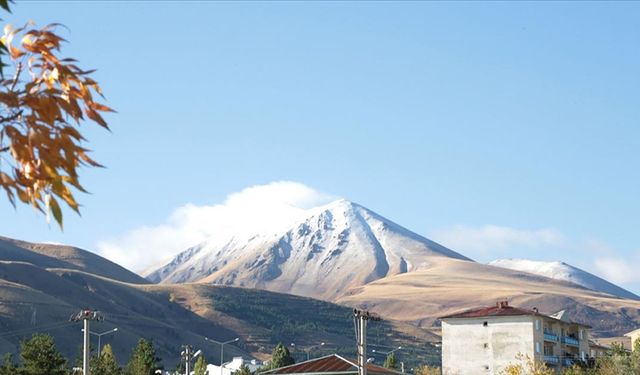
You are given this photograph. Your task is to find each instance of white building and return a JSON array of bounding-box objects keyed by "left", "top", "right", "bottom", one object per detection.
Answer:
[
  {"left": 625, "top": 328, "right": 640, "bottom": 351},
  {"left": 440, "top": 301, "right": 591, "bottom": 375},
  {"left": 204, "top": 357, "right": 263, "bottom": 375}
]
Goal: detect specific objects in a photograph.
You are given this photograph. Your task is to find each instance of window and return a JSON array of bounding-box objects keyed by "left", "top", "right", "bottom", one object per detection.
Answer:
[
  {"left": 483, "top": 321, "right": 488, "bottom": 327},
  {"left": 483, "top": 343, "right": 488, "bottom": 348},
  {"left": 535, "top": 320, "right": 540, "bottom": 331},
  {"left": 535, "top": 342, "right": 541, "bottom": 353},
  {"left": 579, "top": 329, "right": 584, "bottom": 340},
  {"left": 581, "top": 351, "right": 586, "bottom": 360}
]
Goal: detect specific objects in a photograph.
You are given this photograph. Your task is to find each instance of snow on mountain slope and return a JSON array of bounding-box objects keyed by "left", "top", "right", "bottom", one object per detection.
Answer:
[
  {"left": 144, "top": 199, "right": 470, "bottom": 300},
  {"left": 488, "top": 259, "right": 640, "bottom": 300}
]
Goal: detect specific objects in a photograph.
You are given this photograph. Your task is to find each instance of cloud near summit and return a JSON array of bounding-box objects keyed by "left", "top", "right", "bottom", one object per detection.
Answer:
[{"left": 95, "top": 181, "right": 336, "bottom": 272}]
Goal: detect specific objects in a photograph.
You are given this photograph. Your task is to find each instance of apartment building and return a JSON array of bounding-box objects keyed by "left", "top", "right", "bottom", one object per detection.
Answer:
[{"left": 440, "top": 301, "right": 590, "bottom": 375}]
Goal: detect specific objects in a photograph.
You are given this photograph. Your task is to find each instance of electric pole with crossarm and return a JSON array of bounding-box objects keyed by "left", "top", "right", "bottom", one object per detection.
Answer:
[
  {"left": 71, "top": 309, "right": 104, "bottom": 375},
  {"left": 353, "top": 309, "right": 381, "bottom": 375}
]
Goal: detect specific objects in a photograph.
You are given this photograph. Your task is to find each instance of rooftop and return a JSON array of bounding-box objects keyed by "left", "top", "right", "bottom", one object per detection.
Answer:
[
  {"left": 260, "top": 354, "right": 403, "bottom": 375},
  {"left": 439, "top": 300, "right": 590, "bottom": 327},
  {"left": 625, "top": 328, "right": 640, "bottom": 337}
]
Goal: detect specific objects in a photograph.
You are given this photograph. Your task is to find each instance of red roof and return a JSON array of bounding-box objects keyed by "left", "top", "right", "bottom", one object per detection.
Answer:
[
  {"left": 262, "top": 354, "right": 402, "bottom": 375},
  {"left": 439, "top": 301, "right": 590, "bottom": 328},
  {"left": 440, "top": 301, "right": 537, "bottom": 319}
]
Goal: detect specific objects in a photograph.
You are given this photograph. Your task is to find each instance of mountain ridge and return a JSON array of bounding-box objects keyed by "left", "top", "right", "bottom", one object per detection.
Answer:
[
  {"left": 488, "top": 258, "right": 639, "bottom": 300},
  {"left": 145, "top": 199, "right": 471, "bottom": 300}
]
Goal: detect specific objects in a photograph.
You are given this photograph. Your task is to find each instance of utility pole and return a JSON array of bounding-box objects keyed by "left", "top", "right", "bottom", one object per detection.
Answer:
[
  {"left": 182, "top": 345, "right": 192, "bottom": 375},
  {"left": 182, "top": 345, "right": 202, "bottom": 375},
  {"left": 71, "top": 309, "right": 104, "bottom": 375},
  {"left": 353, "top": 309, "right": 380, "bottom": 375}
]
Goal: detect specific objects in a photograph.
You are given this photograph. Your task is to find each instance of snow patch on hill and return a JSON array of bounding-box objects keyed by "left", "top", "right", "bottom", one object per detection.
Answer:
[{"left": 488, "top": 258, "right": 640, "bottom": 300}]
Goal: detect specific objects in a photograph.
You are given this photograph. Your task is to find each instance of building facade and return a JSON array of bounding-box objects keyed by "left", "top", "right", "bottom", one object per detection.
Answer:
[
  {"left": 440, "top": 301, "right": 590, "bottom": 375},
  {"left": 625, "top": 329, "right": 640, "bottom": 351}
]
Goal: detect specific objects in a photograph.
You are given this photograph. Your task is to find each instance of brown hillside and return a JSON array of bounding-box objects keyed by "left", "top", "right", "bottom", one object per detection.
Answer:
[
  {"left": 337, "top": 258, "right": 640, "bottom": 337},
  {"left": 0, "top": 237, "right": 148, "bottom": 284}
]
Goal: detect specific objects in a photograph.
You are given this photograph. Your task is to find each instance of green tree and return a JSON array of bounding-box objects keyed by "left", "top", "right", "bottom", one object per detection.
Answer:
[
  {"left": 0, "top": 353, "right": 17, "bottom": 375},
  {"left": 193, "top": 355, "right": 208, "bottom": 375},
  {"left": 591, "top": 343, "right": 633, "bottom": 375},
  {"left": 92, "top": 344, "right": 122, "bottom": 375},
  {"left": 268, "top": 343, "right": 294, "bottom": 370},
  {"left": 383, "top": 352, "right": 397, "bottom": 369},
  {"left": 19, "top": 333, "right": 67, "bottom": 375},
  {"left": 234, "top": 364, "right": 252, "bottom": 375},
  {"left": 632, "top": 339, "right": 640, "bottom": 375},
  {"left": 125, "top": 339, "right": 160, "bottom": 375}
]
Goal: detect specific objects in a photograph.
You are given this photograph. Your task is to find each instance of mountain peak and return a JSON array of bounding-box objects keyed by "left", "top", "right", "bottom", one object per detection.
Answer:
[{"left": 145, "top": 201, "right": 469, "bottom": 300}]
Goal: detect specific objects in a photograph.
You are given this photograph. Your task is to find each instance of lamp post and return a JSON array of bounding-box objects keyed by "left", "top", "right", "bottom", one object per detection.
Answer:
[
  {"left": 81, "top": 327, "right": 118, "bottom": 356},
  {"left": 371, "top": 346, "right": 402, "bottom": 356},
  {"left": 205, "top": 337, "right": 239, "bottom": 375},
  {"left": 306, "top": 342, "right": 325, "bottom": 361},
  {"left": 371, "top": 347, "right": 402, "bottom": 371}
]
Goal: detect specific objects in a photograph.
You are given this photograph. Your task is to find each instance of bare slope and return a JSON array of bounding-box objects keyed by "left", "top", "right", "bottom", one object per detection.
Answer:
[
  {"left": 338, "top": 258, "right": 640, "bottom": 337},
  {"left": 0, "top": 236, "right": 148, "bottom": 284},
  {"left": 488, "top": 258, "right": 640, "bottom": 300},
  {"left": 146, "top": 200, "right": 469, "bottom": 300},
  {"left": 0, "top": 236, "right": 437, "bottom": 368}
]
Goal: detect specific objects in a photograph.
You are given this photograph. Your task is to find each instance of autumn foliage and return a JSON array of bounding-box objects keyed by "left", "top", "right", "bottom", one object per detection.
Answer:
[{"left": 0, "top": 23, "right": 113, "bottom": 228}]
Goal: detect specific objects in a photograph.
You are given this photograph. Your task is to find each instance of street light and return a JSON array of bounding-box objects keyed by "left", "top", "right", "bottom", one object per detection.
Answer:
[
  {"left": 306, "top": 342, "right": 325, "bottom": 361},
  {"left": 371, "top": 347, "right": 402, "bottom": 373},
  {"left": 290, "top": 342, "right": 325, "bottom": 361},
  {"left": 205, "top": 337, "right": 239, "bottom": 375},
  {"left": 81, "top": 327, "right": 118, "bottom": 356},
  {"left": 371, "top": 346, "right": 402, "bottom": 356}
]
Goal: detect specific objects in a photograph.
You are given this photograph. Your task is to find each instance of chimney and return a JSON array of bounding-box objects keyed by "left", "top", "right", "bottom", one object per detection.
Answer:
[{"left": 497, "top": 300, "right": 509, "bottom": 309}]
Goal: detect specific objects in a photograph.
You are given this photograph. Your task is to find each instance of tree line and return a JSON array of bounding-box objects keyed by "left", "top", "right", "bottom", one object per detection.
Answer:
[{"left": 0, "top": 333, "right": 160, "bottom": 375}]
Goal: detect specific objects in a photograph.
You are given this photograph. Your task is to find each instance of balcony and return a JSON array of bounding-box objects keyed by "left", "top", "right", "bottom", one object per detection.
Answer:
[
  {"left": 562, "top": 358, "right": 576, "bottom": 367},
  {"left": 544, "top": 331, "right": 559, "bottom": 342},
  {"left": 544, "top": 356, "right": 560, "bottom": 366},
  {"left": 561, "top": 336, "right": 580, "bottom": 347}
]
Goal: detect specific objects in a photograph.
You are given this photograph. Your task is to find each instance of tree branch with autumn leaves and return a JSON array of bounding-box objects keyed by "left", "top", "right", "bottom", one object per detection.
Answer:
[{"left": 0, "top": 22, "right": 114, "bottom": 228}]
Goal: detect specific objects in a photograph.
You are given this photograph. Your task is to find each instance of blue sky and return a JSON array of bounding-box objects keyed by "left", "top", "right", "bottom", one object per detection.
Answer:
[{"left": 1, "top": 2, "right": 639, "bottom": 293}]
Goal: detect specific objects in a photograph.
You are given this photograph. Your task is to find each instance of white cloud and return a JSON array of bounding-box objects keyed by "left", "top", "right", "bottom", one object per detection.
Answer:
[
  {"left": 95, "top": 181, "right": 336, "bottom": 272},
  {"left": 429, "top": 224, "right": 567, "bottom": 260},
  {"left": 594, "top": 256, "right": 640, "bottom": 284}
]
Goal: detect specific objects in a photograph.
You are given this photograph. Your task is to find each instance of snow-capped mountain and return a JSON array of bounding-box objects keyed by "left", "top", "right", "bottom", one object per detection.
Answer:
[
  {"left": 488, "top": 259, "right": 639, "bottom": 300},
  {"left": 144, "top": 199, "right": 470, "bottom": 300}
]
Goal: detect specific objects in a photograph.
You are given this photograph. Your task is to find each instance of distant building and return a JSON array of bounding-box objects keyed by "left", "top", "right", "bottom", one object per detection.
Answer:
[
  {"left": 588, "top": 340, "right": 610, "bottom": 359},
  {"left": 625, "top": 329, "right": 640, "bottom": 351},
  {"left": 260, "top": 354, "right": 402, "bottom": 375},
  {"left": 205, "top": 357, "right": 263, "bottom": 375},
  {"left": 440, "top": 301, "right": 591, "bottom": 375}
]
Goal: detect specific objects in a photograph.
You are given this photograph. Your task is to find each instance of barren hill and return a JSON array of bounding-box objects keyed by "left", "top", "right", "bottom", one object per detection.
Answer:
[
  {"left": 142, "top": 200, "right": 640, "bottom": 338},
  {"left": 338, "top": 258, "right": 640, "bottom": 337},
  {"left": 488, "top": 258, "right": 639, "bottom": 300},
  {"left": 0, "top": 236, "right": 437, "bottom": 368},
  {"left": 0, "top": 236, "right": 148, "bottom": 284}
]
